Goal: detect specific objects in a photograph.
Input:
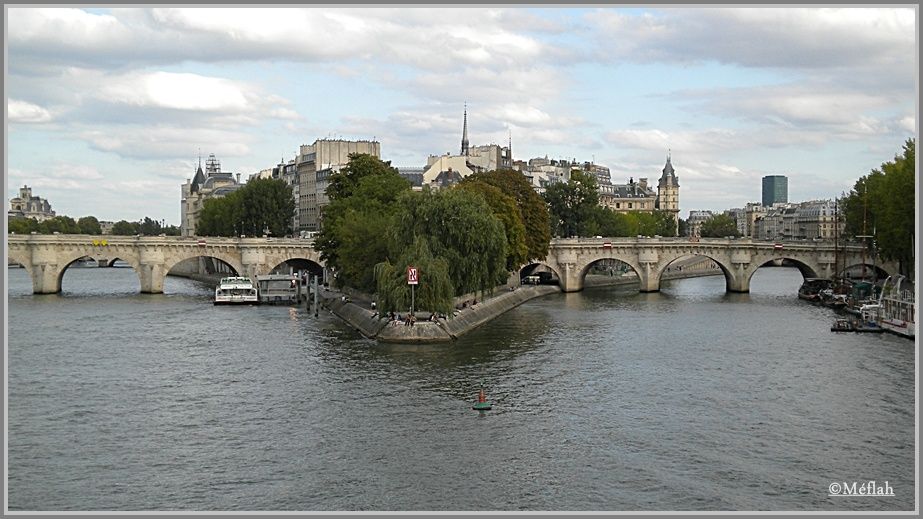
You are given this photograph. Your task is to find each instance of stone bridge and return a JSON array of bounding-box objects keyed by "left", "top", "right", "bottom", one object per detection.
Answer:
[
  {"left": 7, "top": 234, "right": 324, "bottom": 294},
  {"left": 8, "top": 234, "right": 891, "bottom": 295},
  {"left": 537, "top": 237, "right": 889, "bottom": 293}
]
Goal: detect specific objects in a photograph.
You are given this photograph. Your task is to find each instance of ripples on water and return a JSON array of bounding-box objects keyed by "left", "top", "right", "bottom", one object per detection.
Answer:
[{"left": 6, "top": 266, "right": 915, "bottom": 511}]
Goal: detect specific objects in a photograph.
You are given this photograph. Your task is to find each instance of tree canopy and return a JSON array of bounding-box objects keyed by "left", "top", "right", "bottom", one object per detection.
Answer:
[
  {"left": 325, "top": 153, "right": 401, "bottom": 201},
  {"left": 700, "top": 214, "right": 741, "bottom": 238},
  {"left": 374, "top": 235, "right": 454, "bottom": 317},
  {"left": 842, "top": 138, "right": 915, "bottom": 276},
  {"left": 388, "top": 188, "right": 509, "bottom": 299},
  {"left": 196, "top": 178, "right": 294, "bottom": 237},
  {"left": 314, "top": 155, "right": 411, "bottom": 292},
  {"left": 456, "top": 180, "right": 528, "bottom": 271},
  {"left": 77, "top": 216, "right": 102, "bottom": 235},
  {"left": 463, "top": 169, "right": 551, "bottom": 262},
  {"left": 543, "top": 170, "right": 600, "bottom": 238},
  {"left": 592, "top": 207, "right": 678, "bottom": 237}
]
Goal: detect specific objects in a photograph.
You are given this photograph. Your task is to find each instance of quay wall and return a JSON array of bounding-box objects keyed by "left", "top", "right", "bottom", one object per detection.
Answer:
[
  {"left": 324, "top": 256, "right": 728, "bottom": 344},
  {"left": 325, "top": 284, "right": 560, "bottom": 344}
]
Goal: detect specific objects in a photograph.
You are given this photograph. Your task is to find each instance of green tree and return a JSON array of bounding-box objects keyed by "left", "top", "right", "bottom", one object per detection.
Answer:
[
  {"left": 315, "top": 166, "right": 411, "bottom": 292},
  {"left": 700, "top": 214, "right": 740, "bottom": 238},
  {"left": 391, "top": 188, "right": 508, "bottom": 297},
  {"left": 110, "top": 220, "right": 139, "bottom": 235},
  {"left": 374, "top": 235, "right": 454, "bottom": 316},
  {"left": 39, "top": 216, "right": 80, "bottom": 234},
  {"left": 76, "top": 216, "right": 102, "bottom": 235},
  {"left": 843, "top": 138, "right": 915, "bottom": 276},
  {"left": 162, "top": 224, "right": 181, "bottom": 236},
  {"left": 195, "top": 179, "right": 293, "bottom": 237},
  {"left": 463, "top": 169, "right": 551, "bottom": 262},
  {"left": 238, "top": 178, "right": 295, "bottom": 237},
  {"left": 138, "top": 216, "right": 163, "bottom": 236},
  {"left": 678, "top": 218, "right": 689, "bottom": 237},
  {"left": 543, "top": 170, "right": 599, "bottom": 238},
  {"left": 326, "top": 153, "right": 401, "bottom": 201},
  {"left": 456, "top": 181, "right": 528, "bottom": 271},
  {"left": 197, "top": 191, "right": 242, "bottom": 237},
  {"left": 8, "top": 217, "right": 39, "bottom": 234}
]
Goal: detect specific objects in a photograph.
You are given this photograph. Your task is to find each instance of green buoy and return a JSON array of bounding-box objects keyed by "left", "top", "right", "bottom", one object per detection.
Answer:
[{"left": 473, "top": 388, "right": 491, "bottom": 411}]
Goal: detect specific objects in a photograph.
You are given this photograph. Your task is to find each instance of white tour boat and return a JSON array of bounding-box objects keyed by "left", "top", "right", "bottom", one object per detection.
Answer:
[{"left": 214, "top": 276, "right": 259, "bottom": 305}]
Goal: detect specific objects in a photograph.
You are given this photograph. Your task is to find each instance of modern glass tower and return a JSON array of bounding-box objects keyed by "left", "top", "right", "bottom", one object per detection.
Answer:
[{"left": 762, "top": 175, "right": 788, "bottom": 206}]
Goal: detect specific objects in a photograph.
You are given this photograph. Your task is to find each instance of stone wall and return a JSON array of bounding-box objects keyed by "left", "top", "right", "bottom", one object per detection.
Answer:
[{"left": 325, "top": 284, "right": 560, "bottom": 344}]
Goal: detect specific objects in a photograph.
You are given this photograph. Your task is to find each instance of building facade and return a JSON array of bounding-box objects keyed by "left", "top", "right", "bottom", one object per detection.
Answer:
[
  {"left": 762, "top": 175, "right": 788, "bottom": 206},
  {"left": 296, "top": 139, "right": 381, "bottom": 232},
  {"left": 598, "top": 177, "right": 657, "bottom": 213},
  {"left": 686, "top": 210, "right": 715, "bottom": 237},
  {"left": 655, "top": 154, "right": 681, "bottom": 233},
  {"left": 421, "top": 107, "right": 512, "bottom": 189},
  {"left": 752, "top": 200, "right": 844, "bottom": 241},
  {"left": 8, "top": 185, "right": 55, "bottom": 222},
  {"left": 180, "top": 154, "right": 243, "bottom": 237}
]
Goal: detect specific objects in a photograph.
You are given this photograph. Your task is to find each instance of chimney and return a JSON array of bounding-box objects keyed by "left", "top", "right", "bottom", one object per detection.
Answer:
[
  {"left": 639, "top": 177, "right": 648, "bottom": 190},
  {"left": 236, "top": 173, "right": 241, "bottom": 183}
]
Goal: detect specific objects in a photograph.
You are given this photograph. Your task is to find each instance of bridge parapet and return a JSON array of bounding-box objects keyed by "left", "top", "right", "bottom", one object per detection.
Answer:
[
  {"left": 8, "top": 234, "right": 322, "bottom": 294},
  {"left": 543, "top": 237, "right": 876, "bottom": 293}
]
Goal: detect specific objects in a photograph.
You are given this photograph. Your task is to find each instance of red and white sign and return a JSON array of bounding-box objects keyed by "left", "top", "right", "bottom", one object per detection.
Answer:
[
  {"left": 407, "top": 266, "right": 419, "bottom": 285},
  {"left": 603, "top": 241, "right": 612, "bottom": 248}
]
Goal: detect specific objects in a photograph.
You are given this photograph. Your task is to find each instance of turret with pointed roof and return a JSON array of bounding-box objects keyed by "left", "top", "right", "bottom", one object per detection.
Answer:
[
  {"left": 656, "top": 151, "right": 680, "bottom": 234},
  {"left": 190, "top": 156, "right": 206, "bottom": 194},
  {"left": 659, "top": 151, "right": 679, "bottom": 187}
]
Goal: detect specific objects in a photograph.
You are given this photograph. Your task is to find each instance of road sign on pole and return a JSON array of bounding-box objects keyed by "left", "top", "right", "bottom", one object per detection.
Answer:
[{"left": 407, "top": 266, "right": 419, "bottom": 316}]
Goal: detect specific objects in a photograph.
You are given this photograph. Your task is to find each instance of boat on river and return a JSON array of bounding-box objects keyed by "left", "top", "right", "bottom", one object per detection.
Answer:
[
  {"left": 830, "top": 318, "right": 854, "bottom": 332},
  {"left": 798, "top": 278, "right": 832, "bottom": 302},
  {"left": 878, "top": 275, "right": 915, "bottom": 339},
  {"left": 256, "top": 274, "right": 300, "bottom": 305},
  {"left": 214, "top": 276, "right": 259, "bottom": 305}
]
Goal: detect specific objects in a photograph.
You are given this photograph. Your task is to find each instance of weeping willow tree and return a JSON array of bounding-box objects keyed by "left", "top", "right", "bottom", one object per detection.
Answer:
[
  {"left": 390, "top": 188, "right": 508, "bottom": 298},
  {"left": 374, "top": 235, "right": 454, "bottom": 316}
]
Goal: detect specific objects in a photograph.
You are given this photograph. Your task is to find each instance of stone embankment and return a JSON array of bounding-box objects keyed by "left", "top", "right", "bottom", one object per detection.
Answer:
[
  {"left": 325, "top": 285, "right": 560, "bottom": 344},
  {"left": 324, "top": 256, "right": 724, "bottom": 343}
]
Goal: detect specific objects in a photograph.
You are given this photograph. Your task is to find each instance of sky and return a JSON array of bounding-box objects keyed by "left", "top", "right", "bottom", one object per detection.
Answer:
[{"left": 5, "top": 6, "right": 918, "bottom": 225}]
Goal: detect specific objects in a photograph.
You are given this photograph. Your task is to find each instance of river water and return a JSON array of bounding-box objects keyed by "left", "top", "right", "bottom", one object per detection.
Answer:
[{"left": 6, "top": 265, "right": 915, "bottom": 511}]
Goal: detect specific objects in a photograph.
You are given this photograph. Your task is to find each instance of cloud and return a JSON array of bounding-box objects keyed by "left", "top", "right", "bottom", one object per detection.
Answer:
[
  {"left": 9, "top": 8, "right": 551, "bottom": 73},
  {"left": 8, "top": 99, "right": 53, "bottom": 123},
  {"left": 588, "top": 8, "right": 914, "bottom": 73},
  {"left": 79, "top": 126, "right": 254, "bottom": 161},
  {"left": 100, "top": 71, "right": 249, "bottom": 112}
]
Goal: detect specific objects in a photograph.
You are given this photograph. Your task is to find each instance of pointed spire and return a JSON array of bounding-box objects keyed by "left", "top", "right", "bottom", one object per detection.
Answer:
[{"left": 461, "top": 102, "right": 469, "bottom": 157}]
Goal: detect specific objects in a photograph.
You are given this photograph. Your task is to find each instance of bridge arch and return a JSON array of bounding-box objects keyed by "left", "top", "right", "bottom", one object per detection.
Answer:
[
  {"left": 54, "top": 251, "right": 143, "bottom": 294},
  {"left": 742, "top": 253, "right": 823, "bottom": 292},
  {"left": 519, "top": 262, "right": 563, "bottom": 286},
  {"left": 576, "top": 256, "right": 644, "bottom": 289},
  {"left": 261, "top": 250, "right": 326, "bottom": 277},
  {"left": 162, "top": 251, "right": 245, "bottom": 281},
  {"left": 654, "top": 255, "right": 736, "bottom": 292},
  {"left": 841, "top": 261, "right": 891, "bottom": 280},
  {"left": 265, "top": 257, "right": 325, "bottom": 277}
]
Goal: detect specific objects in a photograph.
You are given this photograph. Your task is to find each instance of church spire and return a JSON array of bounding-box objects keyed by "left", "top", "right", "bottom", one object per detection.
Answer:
[{"left": 461, "top": 102, "right": 469, "bottom": 156}]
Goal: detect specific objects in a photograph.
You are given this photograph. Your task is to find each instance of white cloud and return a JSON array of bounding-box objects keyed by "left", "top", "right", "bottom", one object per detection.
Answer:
[
  {"left": 100, "top": 72, "right": 249, "bottom": 112},
  {"left": 8, "top": 99, "right": 53, "bottom": 123},
  {"left": 79, "top": 126, "right": 254, "bottom": 161},
  {"left": 897, "top": 116, "right": 916, "bottom": 134},
  {"left": 589, "top": 7, "right": 914, "bottom": 72}
]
